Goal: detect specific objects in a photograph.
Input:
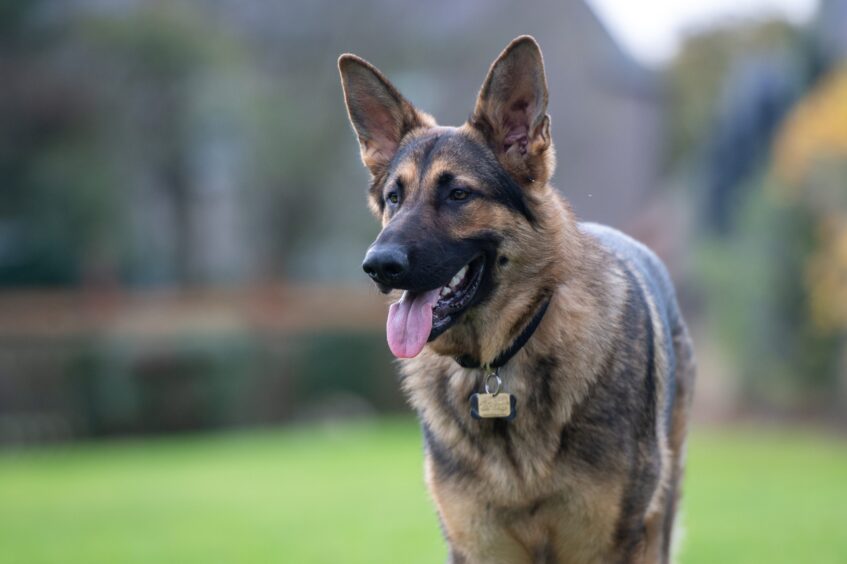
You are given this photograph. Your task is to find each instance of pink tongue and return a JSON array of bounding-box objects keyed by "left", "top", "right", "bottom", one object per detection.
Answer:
[{"left": 386, "top": 289, "right": 442, "bottom": 358}]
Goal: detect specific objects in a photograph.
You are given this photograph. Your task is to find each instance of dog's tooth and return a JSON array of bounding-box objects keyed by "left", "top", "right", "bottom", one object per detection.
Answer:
[
  {"left": 440, "top": 286, "right": 450, "bottom": 297},
  {"left": 450, "top": 275, "right": 461, "bottom": 288},
  {"left": 457, "top": 266, "right": 468, "bottom": 279}
]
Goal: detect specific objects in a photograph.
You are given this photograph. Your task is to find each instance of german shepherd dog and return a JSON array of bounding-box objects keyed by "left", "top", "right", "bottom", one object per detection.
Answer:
[{"left": 338, "top": 36, "right": 695, "bottom": 564}]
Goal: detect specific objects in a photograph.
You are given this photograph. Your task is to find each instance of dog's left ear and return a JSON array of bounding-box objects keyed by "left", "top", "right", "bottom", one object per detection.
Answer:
[
  {"left": 470, "top": 36, "right": 554, "bottom": 186},
  {"left": 338, "top": 54, "right": 434, "bottom": 179}
]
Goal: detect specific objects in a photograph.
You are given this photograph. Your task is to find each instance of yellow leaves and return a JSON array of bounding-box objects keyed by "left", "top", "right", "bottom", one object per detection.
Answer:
[
  {"left": 773, "top": 65, "right": 847, "bottom": 188},
  {"left": 806, "top": 217, "right": 847, "bottom": 332},
  {"left": 771, "top": 66, "right": 847, "bottom": 333}
]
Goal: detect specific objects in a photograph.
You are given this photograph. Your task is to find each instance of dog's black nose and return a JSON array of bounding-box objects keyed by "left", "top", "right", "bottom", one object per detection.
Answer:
[{"left": 362, "top": 245, "right": 410, "bottom": 285}]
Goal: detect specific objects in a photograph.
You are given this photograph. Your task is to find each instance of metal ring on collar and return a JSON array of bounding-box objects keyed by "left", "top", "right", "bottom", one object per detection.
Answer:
[{"left": 484, "top": 372, "right": 502, "bottom": 396}]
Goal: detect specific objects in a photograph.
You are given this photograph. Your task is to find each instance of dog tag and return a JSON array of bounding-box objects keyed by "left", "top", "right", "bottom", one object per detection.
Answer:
[{"left": 470, "top": 393, "right": 516, "bottom": 420}]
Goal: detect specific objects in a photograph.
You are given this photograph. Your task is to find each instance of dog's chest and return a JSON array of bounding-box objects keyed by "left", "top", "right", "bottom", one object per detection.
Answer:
[{"left": 413, "top": 363, "right": 573, "bottom": 498}]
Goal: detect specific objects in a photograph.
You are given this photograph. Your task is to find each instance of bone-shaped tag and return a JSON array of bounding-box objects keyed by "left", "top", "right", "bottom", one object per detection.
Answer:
[{"left": 470, "top": 393, "right": 516, "bottom": 420}]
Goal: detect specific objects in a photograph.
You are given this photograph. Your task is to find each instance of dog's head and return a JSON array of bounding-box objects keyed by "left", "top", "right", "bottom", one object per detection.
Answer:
[{"left": 339, "top": 36, "right": 562, "bottom": 360}]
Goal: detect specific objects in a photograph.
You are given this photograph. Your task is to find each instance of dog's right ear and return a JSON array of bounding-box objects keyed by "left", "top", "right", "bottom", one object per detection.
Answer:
[
  {"left": 470, "top": 36, "right": 554, "bottom": 186},
  {"left": 338, "top": 55, "right": 433, "bottom": 177}
]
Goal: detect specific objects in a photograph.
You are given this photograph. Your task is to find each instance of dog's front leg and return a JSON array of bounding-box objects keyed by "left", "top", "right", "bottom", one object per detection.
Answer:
[
  {"left": 430, "top": 481, "right": 534, "bottom": 564},
  {"left": 445, "top": 531, "right": 535, "bottom": 564}
]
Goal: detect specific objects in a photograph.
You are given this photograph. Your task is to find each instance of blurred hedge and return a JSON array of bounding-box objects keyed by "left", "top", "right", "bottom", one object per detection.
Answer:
[{"left": 0, "top": 330, "right": 404, "bottom": 444}]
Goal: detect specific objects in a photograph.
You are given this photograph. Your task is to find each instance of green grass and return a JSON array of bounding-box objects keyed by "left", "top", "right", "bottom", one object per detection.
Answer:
[
  {"left": 680, "top": 428, "right": 847, "bottom": 563},
  {"left": 0, "top": 419, "right": 845, "bottom": 563}
]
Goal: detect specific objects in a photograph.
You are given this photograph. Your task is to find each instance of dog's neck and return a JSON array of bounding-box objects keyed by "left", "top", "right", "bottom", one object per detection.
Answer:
[
  {"left": 402, "top": 183, "right": 624, "bottom": 402},
  {"left": 452, "top": 296, "right": 551, "bottom": 370},
  {"left": 398, "top": 190, "right": 627, "bottom": 489},
  {"left": 427, "top": 186, "right": 594, "bottom": 367}
]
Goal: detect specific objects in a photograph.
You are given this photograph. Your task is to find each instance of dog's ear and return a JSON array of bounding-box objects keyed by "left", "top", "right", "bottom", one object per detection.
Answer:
[
  {"left": 339, "top": 54, "right": 433, "bottom": 177},
  {"left": 470, "top": 36, "right": 554, "bottom": 185}
]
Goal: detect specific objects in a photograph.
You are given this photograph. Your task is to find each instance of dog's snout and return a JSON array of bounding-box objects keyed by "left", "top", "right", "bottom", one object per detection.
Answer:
[
  {"left": 362, "top": 245, "right": 410, "bottom": 285},
  {"left": 363, "top": 246, "right": 409, "bottom": 283}
]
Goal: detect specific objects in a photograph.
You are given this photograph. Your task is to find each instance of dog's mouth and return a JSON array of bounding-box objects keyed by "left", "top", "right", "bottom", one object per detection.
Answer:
[{"left": 386, "top": 255, "right": 485, "bottom": 358}]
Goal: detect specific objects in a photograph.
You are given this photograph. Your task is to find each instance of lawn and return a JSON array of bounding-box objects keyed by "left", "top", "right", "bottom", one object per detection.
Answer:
[{"left": 0, "top": 419, "right": 845, "bottom": 563}]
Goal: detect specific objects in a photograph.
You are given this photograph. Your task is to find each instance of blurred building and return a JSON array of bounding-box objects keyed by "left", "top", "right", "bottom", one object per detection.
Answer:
[
  {"left": 2, "top": 0, "right": 665, "bottom": 289},
  {"left": 0, "top": 0, "right": 669, "bottom": 442}
]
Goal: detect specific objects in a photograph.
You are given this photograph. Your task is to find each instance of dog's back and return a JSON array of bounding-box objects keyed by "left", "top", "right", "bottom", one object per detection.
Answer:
[
  {"left": 581, "top": 221, "right": 691, "bottom": 430},
  {"left": 582, "top": 221, "right": 696, "bottom": 562}
]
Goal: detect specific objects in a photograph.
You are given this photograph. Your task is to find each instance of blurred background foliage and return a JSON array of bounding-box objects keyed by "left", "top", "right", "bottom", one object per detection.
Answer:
[
  {"left": 1, "top": 1, "right": 847, "bottom": 561},
  {"left": 666, "top": 3, "right": 847, "bottom": 415},
  {"left": 1, "top": 0, "right": 847, "bottom": 441},
  {"left": 0, "top": 0, "right": 845, "bottom": 441}
]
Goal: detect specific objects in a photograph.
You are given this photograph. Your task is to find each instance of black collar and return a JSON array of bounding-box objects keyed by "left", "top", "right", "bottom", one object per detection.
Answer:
[{"left": 453, "top": 296, "right": 551, "bottom": 370}]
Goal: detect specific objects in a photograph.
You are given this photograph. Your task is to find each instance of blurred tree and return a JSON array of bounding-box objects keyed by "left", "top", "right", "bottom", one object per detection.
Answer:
[
  {"left": 671, "top": 15, "right": 847, "bottom": 413},
  {"left": 1, "top": 0, "right": 670, "bottom": 287},
  {"left": 666, "top": 19, "right": 805, "bottom": 170},
  {"left": 0, "top": 1, "right": 118, "bottom": 285},
  {"left": 774, "top": 65, "right": 847, "bottom": 334},
  {"left": 82, "top": 5, "right": 238, "bottom": 285}
]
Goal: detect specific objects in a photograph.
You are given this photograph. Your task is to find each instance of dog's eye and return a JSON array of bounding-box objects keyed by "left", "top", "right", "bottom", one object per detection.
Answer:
[
  {"left": 387, "top": 192, "right": 399, "bottom": 205},
  {"left": 448, "top": 189, "right": 469, "bottom": 201}
]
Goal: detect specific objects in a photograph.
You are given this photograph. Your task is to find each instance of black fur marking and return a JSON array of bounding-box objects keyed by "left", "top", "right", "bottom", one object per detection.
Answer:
[
  {"left": 437, "top": 171, "right": 454, "bottom": 186},
  {"left": 369, "top": 177, "right": 386, "bottom": 213},
  {"left": 528, "top": 355, "right": 556, "bottom": 434},
  {"left": 490, "top": 418, "right": 520, "bottom": 473},
  {"left": 422, "top": 421, "right": 474, "bottom": 481},
  {"left": 556, "top": 349, "right": 621, "bottom": 470},
  {"left": 613, "top": 263, "right": 662, "bottom": 559},
  {"left": 533, "top": 542, "right": 556, "bottom": 564},
  {"left": 433, "top": 369, "right": 489, "bottom": 464},
  {"left": 448, "top": 548, "right": 467, "bottom": 564},
  {"left": 527, "top": 499, "right": 543, "bottom": 517},
  {"left": 416, "top": 134, "right": 442, "bottom": 187},
  {"left": 435, "top": 370, "right": 474, "bottom": 441},
  {"left": 557, "top": 426, "right": 607, "bottom": 469},
  {"left": 582, "top": 222, "right": 679, "bottom": 437}
]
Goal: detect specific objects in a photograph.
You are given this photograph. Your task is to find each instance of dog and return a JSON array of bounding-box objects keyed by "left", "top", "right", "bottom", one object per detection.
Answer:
[{"left": 338, "top": 36, "right": 695, "bottom": 564}]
